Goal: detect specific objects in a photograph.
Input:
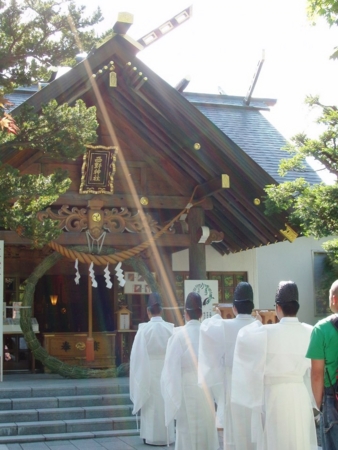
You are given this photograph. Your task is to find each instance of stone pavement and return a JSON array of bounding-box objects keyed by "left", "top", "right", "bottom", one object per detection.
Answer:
[
  {"left": 0, "top": 434, "right": 323, "bottom": 450},
  {"left": 4, "top": 436, "right": 174, "bottom": 449}
]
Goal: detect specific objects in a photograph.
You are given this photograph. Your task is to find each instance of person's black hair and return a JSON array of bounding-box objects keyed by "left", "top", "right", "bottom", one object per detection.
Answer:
[
  {"left": 147, "top": 303, "right": 163, "bottom": 315},
  {"left": 185, "top": 292, "right": 202, "bottom": 320},
  {"left": 187, "top": 308, "right": 202, "bottom": 320},
  {"left": 234, "top": 299, "right": 254, "bottom": 314},
  {"left": 279, "top": 301, "right": 300, "bottom": 317},
  {"left": 275, "top": 281, "right": 299, "bottom": 305},
  {"left": 147, "top": 292, "right": 163, "bottom": 315},
  {"left": 274, "top": 281, "right": 300, "bottom": 317},
  {"left": 233, "top": 282, "right": 253, "bottom": 302},
  {"left": 232, "top": 282, "right": 254, "bottom": 314}
]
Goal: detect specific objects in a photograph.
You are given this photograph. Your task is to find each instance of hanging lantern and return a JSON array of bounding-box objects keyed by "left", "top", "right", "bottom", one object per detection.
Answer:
[{"left": 50, "top": 295, "right": 58, "bottom": 306}]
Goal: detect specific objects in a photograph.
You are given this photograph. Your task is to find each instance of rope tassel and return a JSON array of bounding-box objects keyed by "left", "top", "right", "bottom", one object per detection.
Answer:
[
  {"left": 89, "top": 262, "right": 98, "bottom": 288},
  {"left": 115, "top": 262, "right": 126, "bottom": 287},
  {"left": 74, "top": 259, "right": 81, "bottom": 285},
  {"left": 104, "top": 264, "right": 113, "bottom": 289}
]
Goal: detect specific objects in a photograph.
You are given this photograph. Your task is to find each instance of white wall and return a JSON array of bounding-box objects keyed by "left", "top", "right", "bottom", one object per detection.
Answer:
[
  {"left": 255, "top": 236, "right": 330, "bottom": 325},
  {"left": 172, "top": 245, "right": 258, "bottom": 301},
  {"left": 172, "top": 236, "right": 332, "bottom": 325}
]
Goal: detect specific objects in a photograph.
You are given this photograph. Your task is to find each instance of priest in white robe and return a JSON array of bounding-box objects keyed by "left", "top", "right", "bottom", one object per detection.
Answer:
[
  {"left": 198, "top": 281, "right": 256, "bottom": 450},
  {"left": 231, "top": 281, "right": 318, "bottom": 450},
  {"left": 161, "top": 292, "right": 219, "bottom": 450},
  {"left": 129, "top": 292, "right": 175, "bottom": 446}
]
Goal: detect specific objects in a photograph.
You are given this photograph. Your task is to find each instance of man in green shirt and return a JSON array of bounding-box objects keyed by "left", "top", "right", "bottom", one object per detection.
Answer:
[{"left": 306, "top": 280, "right": 338, "bottom": 450}]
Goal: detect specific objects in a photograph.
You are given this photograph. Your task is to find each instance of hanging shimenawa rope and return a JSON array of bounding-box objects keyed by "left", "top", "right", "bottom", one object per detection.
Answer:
[
  {"left": 20, "top": 250, "right": 158, "bottom": 378},
  {"left": 19, "top": 188, "right": 203, "bottom": 378},
  {"left": 48, "top": 189, "right": 203, "bottom": 264}
]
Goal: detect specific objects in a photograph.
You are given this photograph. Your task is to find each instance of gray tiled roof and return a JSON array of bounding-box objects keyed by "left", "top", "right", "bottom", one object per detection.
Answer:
[
  {"left": 184, "top": 92, "right": 321, "bottom": 185},
  {"left": 6, "top": 85, "right": 39, "bottom": 111},
  {"left": 5, "top": 87, "right": 321, "bottom": 185}
]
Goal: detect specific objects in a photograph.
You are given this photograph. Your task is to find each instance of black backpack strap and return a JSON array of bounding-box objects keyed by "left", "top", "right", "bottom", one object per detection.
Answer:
[
  {"left": 330, "top": 315, "right": 338, "bottom": 331},
  {"left": 329, "top": 316, "right": 338, "bottom": 391}
]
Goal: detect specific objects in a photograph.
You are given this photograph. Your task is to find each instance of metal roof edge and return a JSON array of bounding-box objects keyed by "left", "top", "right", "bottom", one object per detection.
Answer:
[
  {"left": 187, "top": 101, "right": 272, "bottom": 112},
  {"left": 183, "top": 92, "right": 277, "bottom": 110}
]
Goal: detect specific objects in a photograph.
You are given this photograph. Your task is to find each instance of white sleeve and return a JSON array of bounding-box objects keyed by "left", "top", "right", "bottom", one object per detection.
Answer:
[
  {"left": 161, "top": 332, "right": 183, "bottom": 426},
  {"left": 231, "top": 321, "right": 266, "bottom": 409},
  {"left": 129, "top": 326, "right": 150, "bottom": 414},
  {"left": 231, "top": 321, "right": 266, "bottom": 447},
  {"left": 198, "top": 314, "right": 225, "bottom": 392}
]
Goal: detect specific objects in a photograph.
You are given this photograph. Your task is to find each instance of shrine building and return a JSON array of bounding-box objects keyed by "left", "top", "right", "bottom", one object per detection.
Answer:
[{"left": 0, "top": 10, "right": 321, "bottom": 374}]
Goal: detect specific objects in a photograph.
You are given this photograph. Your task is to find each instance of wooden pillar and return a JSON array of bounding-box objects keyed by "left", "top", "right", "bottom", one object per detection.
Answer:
[
  {"left": 86, "top": 273, "right": 94, "bottom": 361},
  {"left": 159, "top": 251, "right": 184, "bottom": 326},
  {"left": 187, "top": 206, "right": 207, "bottom": 280}
]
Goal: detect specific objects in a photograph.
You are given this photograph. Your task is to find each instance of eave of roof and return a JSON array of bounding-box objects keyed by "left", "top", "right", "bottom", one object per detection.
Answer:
[
  {"left": 2, "top": 32, "right": 308, "bottom": 254},
  {"left": 184, "top": 92, "right": 322, "bottom": 185}
]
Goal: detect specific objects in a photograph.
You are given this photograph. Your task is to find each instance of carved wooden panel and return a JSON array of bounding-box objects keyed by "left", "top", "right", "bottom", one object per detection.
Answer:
[{"left": 43, "top": 332, "right": 116, "bottom": 369}]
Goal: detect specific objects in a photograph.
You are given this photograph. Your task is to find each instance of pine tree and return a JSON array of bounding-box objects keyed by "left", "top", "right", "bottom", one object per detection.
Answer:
[{"left": 0, "top": 0, "right": 103, "bottom": 246}]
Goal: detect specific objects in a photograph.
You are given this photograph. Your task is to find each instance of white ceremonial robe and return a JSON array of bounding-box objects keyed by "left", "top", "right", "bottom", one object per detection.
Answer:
[
  {"left": 129, "top": 316, "right": 175, "bottom": 445},
  {"left": 199, "top": 313, "right": 256, "bottom": 450},
  {"left": 161, "top": 319, "right": 219, "bottom": 450},
  {"left": 231, "top": 318, "right": 317, "bottom": 450}
]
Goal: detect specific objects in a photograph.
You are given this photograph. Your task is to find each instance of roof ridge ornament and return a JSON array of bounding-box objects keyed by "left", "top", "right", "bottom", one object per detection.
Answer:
[
  {"left": 112, "top": 12, "right": 134, "bottom": 35},
  {"left": 137, "top": 6, "right": 193, "bottom": 48},
  {"left": 280, "top": 224, "right": 298, "bottom": 242},
  {"left": 244, "top": 50, "right": 265, "bottom": 106}
]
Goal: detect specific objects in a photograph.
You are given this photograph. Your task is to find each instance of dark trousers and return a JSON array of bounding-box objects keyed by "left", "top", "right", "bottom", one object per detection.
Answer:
[{"left": 320, "top": 387, "right": 338, "bottom": 450}]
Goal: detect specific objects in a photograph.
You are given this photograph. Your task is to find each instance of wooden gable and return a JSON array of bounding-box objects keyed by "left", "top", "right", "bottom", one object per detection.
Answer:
[{"left": 2, "top": 27, "right": 294, "bottom": 256}]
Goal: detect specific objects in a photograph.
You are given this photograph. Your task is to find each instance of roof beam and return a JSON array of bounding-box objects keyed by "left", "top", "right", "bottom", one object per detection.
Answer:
[
  {"left": 52, "top": 193, "right": 213, "bottom": 210},
  {"left": 17, "top": 151, "right": 43, "bottom": 171},
  {"left": 175, "top": 76, "right": 191, "bottom": 93},
  {"left": 113, "top": 12, "right": 134, "bottom": 35},
  {"left": 194, "top": 175, "right": 230, "bottom": 200}
]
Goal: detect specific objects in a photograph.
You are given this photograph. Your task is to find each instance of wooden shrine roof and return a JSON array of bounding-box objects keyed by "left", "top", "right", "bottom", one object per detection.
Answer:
[{"left": 2, "top": 29, "right": 317, "bottom": 255}]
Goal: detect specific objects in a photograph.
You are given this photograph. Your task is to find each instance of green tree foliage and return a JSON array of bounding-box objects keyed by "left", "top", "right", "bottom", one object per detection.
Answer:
[
  {"left": 0, "top": 99, "right": 98, "bottom": 247},
  {"left": 265, "top": 95, "right": 338, "bottom": 261},
  {"left": 308, "top": 0, "right": 338, "bottom": 58},
  {"left": 265, "top": 0, "right": 338, "bottom": 292},
  {"left": 0, "top": 0, "right": 103, "bottom": 91},
  {"left": 308, "top": 0, "right": 338, "bottom": 26},
  {"left": 0, "top": 0, "right": 101, "bottom": 246},
  {"left": 0, "top": 165, "right": 71, "bottom": 246},
  {"left": 316, "top": 253, "right": 338, "bottom": 314},
  {"left": 2, "top": 100, "right": 98, "bottom": 159}
]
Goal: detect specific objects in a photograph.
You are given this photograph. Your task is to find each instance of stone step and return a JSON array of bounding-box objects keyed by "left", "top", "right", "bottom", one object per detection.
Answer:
[
  {"left": 0, "top": 428, "right": 139, "bottom": 444},
  {"left": 0, "top": 404, "right": 133, "bottom": 423},
  {"left": 0, "top": 416, "right": 137, "bottom": 436},
  {"left": 0, "top": 383, "right": 129, "bottom": 399},
  {"left": 0, "top": 393, "right": 131, "bottom": 410},
  {"left": 0, "top": 376, "right": 137, "bottom": 444}
]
